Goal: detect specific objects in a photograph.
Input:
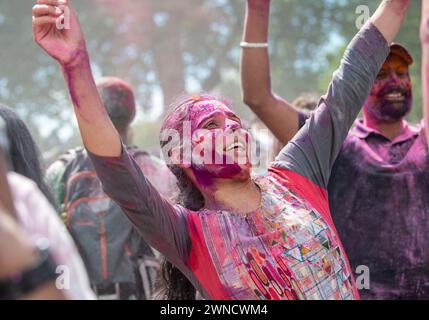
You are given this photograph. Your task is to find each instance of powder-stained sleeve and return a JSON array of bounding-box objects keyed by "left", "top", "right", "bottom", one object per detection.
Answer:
[
  {"left": 45, "top": 159, "right": 68, "bottom": 213},
  {"left": 87, "top": 146, "right": 191, "bottom": 270},
  {"left": 273, "top": 23, "right": 390, "bottom": 188}
]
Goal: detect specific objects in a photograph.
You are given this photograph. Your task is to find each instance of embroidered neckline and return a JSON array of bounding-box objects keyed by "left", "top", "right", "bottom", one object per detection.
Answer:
[{"left": 200, "top": 176, "right": 268, "bottom": 218}]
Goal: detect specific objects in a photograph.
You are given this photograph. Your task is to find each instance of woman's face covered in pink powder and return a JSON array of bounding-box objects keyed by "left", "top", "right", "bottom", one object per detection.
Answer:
[{"left": 187, "top": 99, "right": 252, "bottom": 185}]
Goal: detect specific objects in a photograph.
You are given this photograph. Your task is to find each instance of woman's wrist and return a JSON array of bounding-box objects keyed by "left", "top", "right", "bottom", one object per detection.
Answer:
[
  {"left": 247, "top": 0, "right": 271, "bottom": 10},
  {"left": 0, "top": 246, "right": 38, "bottom": 280},
  {"left": 247, "top": 0, "right": 270, "bottom": 16},
  {"left": 0, "top": 213, "right": 38, "bottom": 280},
  {"left": 60, "top": 48, "right": 91, "bottom": 72},
  {"left": 0, "top": 247, "right": 60, "bottom": 300}
]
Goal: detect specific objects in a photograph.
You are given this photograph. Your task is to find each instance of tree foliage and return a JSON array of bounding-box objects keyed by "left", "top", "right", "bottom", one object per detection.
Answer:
[{"left": 0, "top": 0, "right": 423, "bottom": 155}]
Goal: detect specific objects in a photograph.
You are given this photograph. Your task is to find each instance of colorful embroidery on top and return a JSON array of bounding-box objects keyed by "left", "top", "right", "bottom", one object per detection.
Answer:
[{"left": 198, "top": 174, "right": 355, "bottom": 300}]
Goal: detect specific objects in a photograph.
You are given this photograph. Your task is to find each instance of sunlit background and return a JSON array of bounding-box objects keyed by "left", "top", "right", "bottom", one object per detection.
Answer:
[{"left": 0, "top": 0, "right": 423, "bottom": 163}]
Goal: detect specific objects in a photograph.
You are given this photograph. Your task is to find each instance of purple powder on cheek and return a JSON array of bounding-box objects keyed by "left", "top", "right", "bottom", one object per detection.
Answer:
[
  {"left": 191, "top": 165, "right": 215, "bottom": 187},
  {"left": 191, "top": 163, "right": 244, "bottom": 189},
  {"left": 217, "top": 163, "right": 243, "bottom": 179}
]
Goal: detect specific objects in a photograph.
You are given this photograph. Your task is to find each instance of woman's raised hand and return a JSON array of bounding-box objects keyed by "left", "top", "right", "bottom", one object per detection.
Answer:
[{"left": 32, "top": 0, "right": 87, "bottom": 67}]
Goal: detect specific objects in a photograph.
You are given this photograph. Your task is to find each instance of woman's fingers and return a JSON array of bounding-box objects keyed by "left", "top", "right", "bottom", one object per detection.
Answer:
[
  {"left": 32, "top": 4, "right": 60, "bottom": 18},
  {"left": 32, "top": 0, "right": 69, "bottom": 28},
  {"left": 32, "top": 15, "right": 58, "bottom": 27},
  {"left": 33, "top": 0, "right": 69, "bottom": 18},
  {"left": 36, "top": 0, "right": 68, "bottom": 6}
]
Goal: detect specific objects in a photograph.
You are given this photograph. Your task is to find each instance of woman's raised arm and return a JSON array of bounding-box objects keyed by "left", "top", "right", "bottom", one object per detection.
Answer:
[
  {"left": 275, "top": 0, "right": 410, "bottom": 188},
  {"left": 32, "top": 0, "right": 121, "bottom": 157},
  {"left": 33, "top": 0, "right": 191, "bottom": 270}
]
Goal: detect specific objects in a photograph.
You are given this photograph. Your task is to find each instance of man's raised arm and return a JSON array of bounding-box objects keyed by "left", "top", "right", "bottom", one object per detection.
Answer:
[
  {"left": 421, "top": 0, "right": 429, "bottom": 147},
  {"left": 32, "top": 0, "right": 121, "bottom": 157},
  {"left": 240, "top": 0, "right": 301, "bottom": 145},
  {"left": 275, "top": 0, "right": 410, "bottom": 188},
  {"left": 371, "top": 0, "right": 411, "bottom": 44}
]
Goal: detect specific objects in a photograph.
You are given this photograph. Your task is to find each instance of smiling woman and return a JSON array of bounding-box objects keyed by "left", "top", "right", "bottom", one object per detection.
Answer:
[
  {"left": 32, "top": 0, "right": 410, "bottom": 300},
  {"left": 161, "top": 94, "right": 252, "bottom": 186}
]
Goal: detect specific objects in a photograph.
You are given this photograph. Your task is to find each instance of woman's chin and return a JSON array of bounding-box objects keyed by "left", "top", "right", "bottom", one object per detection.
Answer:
[
  {"left": 207, "top": 162, "right": 251, "bottom": 180},
  {"left": 222, "top": 163, "right": 252, "bottom": 180}
]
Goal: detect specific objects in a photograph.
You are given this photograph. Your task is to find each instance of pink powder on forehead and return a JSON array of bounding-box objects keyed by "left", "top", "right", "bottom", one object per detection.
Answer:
[
  {"left": 189, "top": 100, "right": 236, "bottom": 132},
  {"left": 162, "top": 95, "right": 233, "bottom": 134}
]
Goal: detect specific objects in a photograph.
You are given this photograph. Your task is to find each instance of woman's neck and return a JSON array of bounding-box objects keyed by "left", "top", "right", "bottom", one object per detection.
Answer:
[{"left": 202, "top": 178, "right": 261, "bottom": 214}]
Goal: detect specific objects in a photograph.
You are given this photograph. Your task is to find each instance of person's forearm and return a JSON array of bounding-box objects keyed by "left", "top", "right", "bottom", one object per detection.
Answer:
[
  {"left": 32, "top": 1, "right": 121, "bottom": 157},
  {"left": 0, "top": 243, "right": 66, "bottom": 300},
  {"left": 371, "top": 0, "right": 411, "bottom": 44},
  {"left": 241, "top": 0, "right": 299, "bottom": 145},
  {"left": 241, "top": 0, "right": 273, "bottom": 107},
  {"left": 421, "top": 0, "right": 429, "bottom": 147},
  {"left": 88, "top": 149, "right": 191, "bottom": 267},
  {"left": 0, "top": 247, "right": 65, "bottom": 300},
  {"left": 277, "top": 23, "right": 390, "bottom": 188},
  {"left": 61, "top": 55, "right": 121, "bottom": 157},
  {"left": 23, "top": 282, "right": 66, "bottom": 300},
  {"left": 0, "top": 243, "right": 65, "bottom": 300},
  {"left": 0, "top": 240, "right": 37, "bottom": 280}
]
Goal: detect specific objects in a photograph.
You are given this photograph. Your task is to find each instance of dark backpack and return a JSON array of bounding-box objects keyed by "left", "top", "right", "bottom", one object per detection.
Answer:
[{"left": 59, "top": 147, "right": 159, "bottom": 299}]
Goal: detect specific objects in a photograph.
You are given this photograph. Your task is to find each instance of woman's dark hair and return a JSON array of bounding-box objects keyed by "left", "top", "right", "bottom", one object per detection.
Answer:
[
  {"left": 155, "top": 94, "right": 229, "bottom": 300},
  {"left": 0, "top": 104, "right": 55, "bottom": 205}
]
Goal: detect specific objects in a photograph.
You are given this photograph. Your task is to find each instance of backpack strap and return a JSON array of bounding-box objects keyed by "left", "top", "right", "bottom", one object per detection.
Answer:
[
  {"left": 57, "top": 147, "right": 85, "bottom": 170},
  {"left": 57, "top": 147, "right": 87, "bottom": 211}
]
